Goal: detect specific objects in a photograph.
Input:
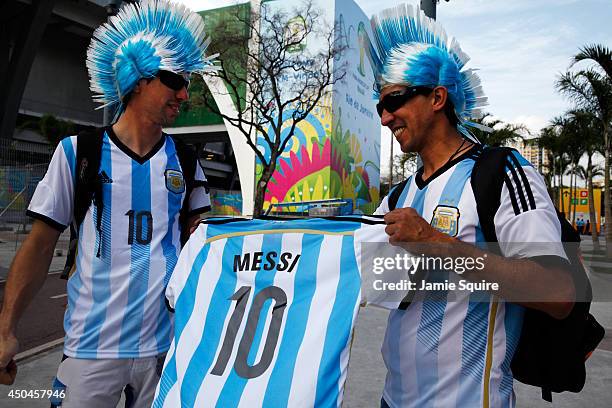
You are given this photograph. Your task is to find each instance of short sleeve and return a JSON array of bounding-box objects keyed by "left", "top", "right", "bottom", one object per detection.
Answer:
[
  {"left": 187, "top": 161, "right": 211, "bottom": 216},
  {"left": 166, "top": 223, "right": 208, "bottom": 309},
  {"left": 493, "top": 151, "right": 566, "bottom": 260},
  {"left": 374, "top": 195, "right": 389, "bottom": 215},
  {"left": 27, "top": 137, "right": 76, "bottom": 231}
]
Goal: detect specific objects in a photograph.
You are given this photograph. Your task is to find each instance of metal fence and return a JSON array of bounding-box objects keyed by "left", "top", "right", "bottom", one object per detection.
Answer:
[{"left": 0, "top": 138, "right": 53, "bottom": 230}]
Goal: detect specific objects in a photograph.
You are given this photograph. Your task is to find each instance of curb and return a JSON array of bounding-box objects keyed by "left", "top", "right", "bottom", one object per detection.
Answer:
[{"left": 15, "top": 338, "right": 64, "bottom": 363}]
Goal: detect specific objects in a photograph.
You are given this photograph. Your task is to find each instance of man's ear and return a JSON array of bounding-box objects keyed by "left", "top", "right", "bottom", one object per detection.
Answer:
[
  {"left": 132, "top": 78, "right": 149, "bottom": 95},
  {"left": 431, "top": 86, "right": 448, "bottom": 113}
]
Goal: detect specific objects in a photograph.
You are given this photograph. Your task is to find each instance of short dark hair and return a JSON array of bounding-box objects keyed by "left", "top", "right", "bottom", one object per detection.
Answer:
[
  {"left": 121, "top": 77, "right": 155, "bottom": 107},
  {"left": 443, "top": 100, "right": 459, "bottom": 127}
]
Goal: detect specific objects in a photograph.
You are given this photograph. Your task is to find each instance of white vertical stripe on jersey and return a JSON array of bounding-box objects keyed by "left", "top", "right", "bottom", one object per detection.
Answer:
[
  {"left": 237, "top": 232, "right": 302, "bottom": 407},
  {"left": 191, "top": 234, "right": 265, "bottom": 408},
  {"left": 399, "top": 178, "right": 417, "bottom": 210},
  {"left": 286, "top": 234, "right": 343, "bottom": 408},
  {"left": 432, "top": 293, "right": 469, "bottom": 408},
  {"left": 64, "top": 207, "right": 95, "bottom": 355},
  {"left": 336, "top": 277, "right": 362, "bottom": 408},
  {"left": 488, "top": 302, "right": 508, "bottom": 408},
  {"left": 98, "top": 143, "right": 132, "bottom": 356},
  {"left": 455, "top": 181, "right": 479, "bottom": 243}
]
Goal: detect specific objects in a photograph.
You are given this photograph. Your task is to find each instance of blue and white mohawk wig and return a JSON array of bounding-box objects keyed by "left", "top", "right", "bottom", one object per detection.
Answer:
[
  {"left": 86, "top": 0, "right": 218, "bottom": 119},
  {"left": 365, "top": 4, "right": 488, "bottom": 142}
]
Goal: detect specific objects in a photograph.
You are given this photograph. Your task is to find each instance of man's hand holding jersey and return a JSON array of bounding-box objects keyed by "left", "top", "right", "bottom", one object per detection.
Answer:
[
  {"left": 383, "top": 208, "right": 575, "bottom": 320},
  {"left": 0, "top": 334, "right": 18, "bottom": 385}
]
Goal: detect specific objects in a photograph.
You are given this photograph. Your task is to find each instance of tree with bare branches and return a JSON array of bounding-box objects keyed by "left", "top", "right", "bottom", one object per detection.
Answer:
[{"left": 191, "top": 1, "right": 347, "bottom": 215}]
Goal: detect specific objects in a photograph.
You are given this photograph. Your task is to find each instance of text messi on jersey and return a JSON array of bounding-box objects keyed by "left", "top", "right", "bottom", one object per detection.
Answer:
[{"left": 233, "top": 252, "right": 301, "bottom": 273}]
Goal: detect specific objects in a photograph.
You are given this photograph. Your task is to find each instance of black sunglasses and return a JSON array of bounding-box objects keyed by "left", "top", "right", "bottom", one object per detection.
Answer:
[
  {"left": 157, "top": 70, "right": 190, "bottom": 91},
  {"left": 376, "top": 86, "right": 433, "bottom": 117}
]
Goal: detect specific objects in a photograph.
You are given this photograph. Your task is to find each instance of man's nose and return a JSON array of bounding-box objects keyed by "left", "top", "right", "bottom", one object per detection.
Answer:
[
  {"left": 380, "top": 109, "right": 394, "bottom": 127},
  {"left": 176, "top": 86, "right": 188, "bottom": 101}
]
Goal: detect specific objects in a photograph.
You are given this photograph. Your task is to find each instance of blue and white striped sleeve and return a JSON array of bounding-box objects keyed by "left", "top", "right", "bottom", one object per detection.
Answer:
[{"left": 26, "top": 136, "right": 77, "bottom": 232}]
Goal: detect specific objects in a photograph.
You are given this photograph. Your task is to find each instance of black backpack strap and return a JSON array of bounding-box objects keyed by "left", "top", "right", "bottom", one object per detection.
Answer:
[
  {"left": 387, "top": 177, "right": 411, "bottom": 211},
  {"left": 172, "top": 136, "right": 207, "bottom": 246},
  {"left": 470, "top": 146, "right": 515, "bottom": 243},
  {"left": 61, "top": 127, "right": 105, "bottom": 279}
]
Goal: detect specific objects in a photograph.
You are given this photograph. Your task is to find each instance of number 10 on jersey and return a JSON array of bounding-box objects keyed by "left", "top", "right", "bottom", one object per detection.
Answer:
[{"left": 211, "top": 285, "right": 288, "bottom": 379}]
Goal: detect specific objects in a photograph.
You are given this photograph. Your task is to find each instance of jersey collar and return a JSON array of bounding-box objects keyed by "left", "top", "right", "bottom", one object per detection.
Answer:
[
  {"left": 106, "top": 126, "right": 167, "bottom": 165},
  {"left": 414, "top": 144, "right": 482, "bottom": 189}
]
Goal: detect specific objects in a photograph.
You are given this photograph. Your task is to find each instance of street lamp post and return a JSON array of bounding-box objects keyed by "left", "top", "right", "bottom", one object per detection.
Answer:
[{"left": 420, "top": 0, "right": 437, "bottom": 20}]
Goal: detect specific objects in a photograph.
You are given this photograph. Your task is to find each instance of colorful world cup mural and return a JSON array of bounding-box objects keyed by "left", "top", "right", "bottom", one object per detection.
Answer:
[{"left": 256, "top": 0, "right": 380, "bottom": 214}]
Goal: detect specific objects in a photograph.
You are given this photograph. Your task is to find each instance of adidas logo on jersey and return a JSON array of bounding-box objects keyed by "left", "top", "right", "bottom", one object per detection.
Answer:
[
  {"left": 233, "top": 252, "right": 301, "bottom": 273},
  {"left": 99, "top": 171, "right": 113, "bottom": 184}
]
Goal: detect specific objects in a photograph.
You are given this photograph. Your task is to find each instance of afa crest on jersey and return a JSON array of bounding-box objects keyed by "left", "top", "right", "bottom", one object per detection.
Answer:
[
  {"left": 165, "top": 170, "right": 185, "bottom": 194},
  {"left": 431, "top": 205, "right": 460, "bottom": 237}
]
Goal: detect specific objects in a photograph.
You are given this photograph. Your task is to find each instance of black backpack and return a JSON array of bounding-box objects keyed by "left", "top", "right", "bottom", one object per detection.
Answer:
[
  {"left": 60, "top": 127, "right": 206, "bottom": 279},
  {"left": 387, "top": 146, "right": 605, "bottom": 402}
]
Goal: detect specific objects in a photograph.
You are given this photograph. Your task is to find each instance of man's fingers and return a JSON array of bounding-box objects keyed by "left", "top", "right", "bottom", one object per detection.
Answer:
[
  {"left": 384, "top": 208, "right": 417, "bottom": 224},
  {"left": 0, "top": 360, "right": 17, "bottom": 385}
]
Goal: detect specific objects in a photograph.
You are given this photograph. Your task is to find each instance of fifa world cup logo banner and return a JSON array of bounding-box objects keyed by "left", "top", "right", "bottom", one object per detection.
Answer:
[{"left": 256, "top": 0, "right": 380, "bottom": 215}]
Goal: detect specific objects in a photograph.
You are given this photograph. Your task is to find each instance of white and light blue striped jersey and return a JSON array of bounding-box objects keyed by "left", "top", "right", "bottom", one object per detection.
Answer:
[
  {"left": 375, "top": 146, "right": 566, "bottom": 408},
  {"left": 27, "top": 128, "right": 210, "bottom": 359},
  {"left": 153, "top": 216, "right": 386, "bottom": 408}
]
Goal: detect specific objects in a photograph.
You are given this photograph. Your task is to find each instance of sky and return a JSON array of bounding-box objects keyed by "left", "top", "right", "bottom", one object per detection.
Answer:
[{"left": 176, "top": 0, "right": 612, "bottom": 176}]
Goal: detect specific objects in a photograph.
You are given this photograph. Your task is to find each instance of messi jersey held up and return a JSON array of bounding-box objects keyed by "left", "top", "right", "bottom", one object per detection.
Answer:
[{"left": 153, "top": 216, "right": 388, "bottom": 408}]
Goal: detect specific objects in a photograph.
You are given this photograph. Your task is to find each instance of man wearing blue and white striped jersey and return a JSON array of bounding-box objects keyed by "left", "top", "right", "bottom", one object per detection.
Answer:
[
  {"left": 363, "top": 5, "right": 575, "bottom": 408},
  {"left": 0, "top": 1, "right": 217, "bottom": 406}
]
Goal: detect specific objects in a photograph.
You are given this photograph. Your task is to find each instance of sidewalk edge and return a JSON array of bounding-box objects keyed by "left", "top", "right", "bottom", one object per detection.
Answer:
[{"left": 15, "top": 338, "right": 63, "bottom": 363}]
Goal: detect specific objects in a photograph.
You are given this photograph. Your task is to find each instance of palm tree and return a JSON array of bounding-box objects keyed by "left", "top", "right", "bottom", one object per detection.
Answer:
[
  {"left": 470, "top": 113, "right": 528, "bottom": 146},
  {"left": 571, "top": 109, "right": 605, "bottom": 249},
  {"left": 573, "top": 44, "right": 612, "bottom": 79},
  {"left": 557, "top": 69, "right": 612, "bottom": 257},
  {"left": 537, "top": 125, "right": 567, "bottom": 206}
]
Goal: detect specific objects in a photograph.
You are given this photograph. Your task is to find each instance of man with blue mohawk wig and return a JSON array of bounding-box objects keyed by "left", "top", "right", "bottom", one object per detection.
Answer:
[
  {"left": 0, "top": 1, "right": 217, "bottom": 406},
  {"left": 369, "top": 5, "right": 575, "bottom": 408}
]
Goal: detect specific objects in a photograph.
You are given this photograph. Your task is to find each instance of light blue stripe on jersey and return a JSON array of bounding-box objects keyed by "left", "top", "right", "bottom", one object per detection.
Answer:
[
  {"left": 119, "top": 160, "right": 152, "bottom": 355},
  {"left": 457, "top": 300, "right": 490, "bottom": 407},
  {"left": 161, "top": 137, "right": 182, "bottom": 285},
  {"left": 414, "top": 159, "right": 474, "bottom": 405},
  {"left": 76, "top": 134, "right": 112, "bottom": 357},
  {"left": 263, "top": 233, "right": 324, "bottom": 406},
  {"left": 179, "top": 236, "right": 244, "bottom": 407},
  {"left": 156, "top": 138, "right": 182, "bottom": 353},
  {"left": 388, "top": 184, "right": 428, "bottom": 403},
  {"left": 510, "top": 150, "right": 531, "bottom": 167},
  {"left": 61, "top": 136, "right": 78, "bottom": 337},
  {"left": 437, "top": 158, "right": 474, "bottom": 208},
  {"left": 314, "top": 234, "right": 361, "bottom": 406},
  {"left": 215, "top": 233, "right": 283, "bottom": 407},
  {"left": 154, "top": 235, "right": 214, "bottom": 408},
  {"left": 394, "top": 176, "right": 411, "bottom": 209},
  {"left": 61, "top": 137, "right": 76, "bottom": 184}
]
